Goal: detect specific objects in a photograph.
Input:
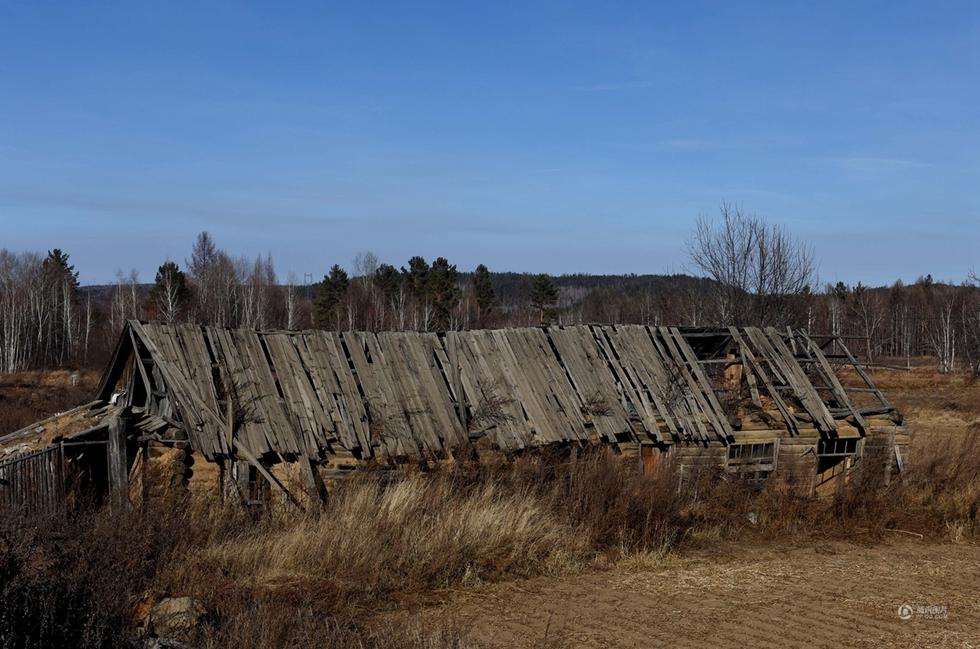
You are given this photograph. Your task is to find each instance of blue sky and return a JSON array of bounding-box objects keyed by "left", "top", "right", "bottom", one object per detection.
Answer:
[{"left": 1, "top": 1, "right": 978, "bottom": 285}]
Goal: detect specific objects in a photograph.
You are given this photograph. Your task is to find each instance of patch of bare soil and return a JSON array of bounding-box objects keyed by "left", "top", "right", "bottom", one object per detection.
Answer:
[{"left": 434, "top": 540, "right": 979, "bottom": 648}]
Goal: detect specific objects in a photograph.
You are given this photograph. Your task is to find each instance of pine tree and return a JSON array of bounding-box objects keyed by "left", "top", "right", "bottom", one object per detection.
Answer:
[
  {"left": 313, "top": 265, "right": 349, "bottom": 330},
  {"left": 373, "top": 264, "right": 401, "bottom": 300},
  {"left": 402, "top": 256, "right": 430, "bottom": 299},
  {"left": 41, "top": 249, "right": 80, "bottom": 365},
  {"left": 151, "top": 261, "right": 190, "bottom": 324},
  {"left": 401, "top": 256, "right": 431, "bottom": 330},
  {"left": 472, "top": 264, "right": 497, "bottom": 327},
  {"left": 530, "top": 274, "right": 559, "bottom": 325},
  {"left": 428, "top": 257, "right": 460, "bottom": 330},
  {"left": 373, "top": 263, "right": 403, "bottom": 329},
  {"left": 42, "top": 249, "right": 79, "bottom": 291}
]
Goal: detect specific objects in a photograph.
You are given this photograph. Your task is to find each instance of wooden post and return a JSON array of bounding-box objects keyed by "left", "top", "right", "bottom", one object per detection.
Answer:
[
  {"left": 107, "top": 416, "right": 129, "bottom": 508},
  {"left": 141, "top": 441, "right": 149, "bottom": 504},
  {"left": 231, "top": 438, "right": 303, "bottom": 510},
  {"left": 57, "top": 441, "right": 66, "bottom": 503},
  {"left": 233, "top": 459, "right": 252, "bottom": 501},
  {"left": 221, "top": 457, "right": 235, "bottom": 503}
]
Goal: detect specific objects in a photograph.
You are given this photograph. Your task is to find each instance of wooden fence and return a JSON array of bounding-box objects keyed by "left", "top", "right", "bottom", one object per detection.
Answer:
[{"left": 0, "top": 445, "right": 65, "bottom": 515}]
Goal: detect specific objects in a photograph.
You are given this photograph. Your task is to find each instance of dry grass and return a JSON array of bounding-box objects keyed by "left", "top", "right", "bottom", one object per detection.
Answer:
[
  {"left": 3, "top": 439, "right": 977, "bottom": 649},
  {"left": 0, "top": 453, "right": 692, "bottom": 649},
  {"left": 0, "top": 370, "right": 99, "bottom": 435},
  {"left": 173, "top": 472, "right": 582, "bottom": 610},
  {"left": 842, "top": 363, "right": 980, "bottom": 427},
  {"left": 887, "top": 427, "right": 980, "bottom": 537}
]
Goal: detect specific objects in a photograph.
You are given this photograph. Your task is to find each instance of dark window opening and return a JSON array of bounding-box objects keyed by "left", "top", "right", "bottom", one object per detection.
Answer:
[
  {"left": 817, "top": 437, "right": 862, "bottom": 474},
  {"left": 817, "top": 437, "right": 860, "bottom": 456}
]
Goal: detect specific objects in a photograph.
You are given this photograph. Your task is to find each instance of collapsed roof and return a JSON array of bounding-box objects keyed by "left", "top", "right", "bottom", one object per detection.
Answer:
[{"left": 39, "top": 321, "right": 896, "bottom": 464}]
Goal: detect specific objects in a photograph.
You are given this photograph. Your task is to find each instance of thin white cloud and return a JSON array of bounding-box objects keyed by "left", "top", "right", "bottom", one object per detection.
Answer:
[
  {"left": 571, "top": 80, "right": 658, "bottom": 92},
  {"left": 830, "top": 156, "right": 930, "bottom": 174},
  {"left": 660, "top": 138, "right": 715, "bottom": 151}
]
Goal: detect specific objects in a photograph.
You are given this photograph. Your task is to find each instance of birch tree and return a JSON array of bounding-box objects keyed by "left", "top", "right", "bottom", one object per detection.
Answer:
[{"left": 152, "top": 261, "right": 189, "bottom": 325}]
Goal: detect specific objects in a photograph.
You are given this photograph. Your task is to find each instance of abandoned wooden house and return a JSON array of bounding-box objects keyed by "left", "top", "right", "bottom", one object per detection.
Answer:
[{"left": 0, "top": 321, "right": 909, "bottom": 511}]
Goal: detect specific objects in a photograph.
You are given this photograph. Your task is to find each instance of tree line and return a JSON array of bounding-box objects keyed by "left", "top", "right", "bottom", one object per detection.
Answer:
[{"left": 1, "top": 207, "right": 978, "bottom": 375}]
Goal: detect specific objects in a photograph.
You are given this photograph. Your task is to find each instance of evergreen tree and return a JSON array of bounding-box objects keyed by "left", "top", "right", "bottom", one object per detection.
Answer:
[
  {"left": 402, "top": 256, "right": 430, "bottom": 299},
  {"left": 373, "top": 263, "right": 403, "bottom": 329},
  {"left": 40, "top": 249, "right": 80, "bottom": 364},
  {"left": 472, "top": 264, "right": 497, "bottom": 327},
  {"left": 530, "top": 274, "right": 559, "bottom": 324},
  {"left": 401, "top": 256, "right": 432, "bottom": 330},
  {"left": 151, "top": 261, "right": 190, "bottom": 324},
  {"left": 428, "top": 257, "right": 460, "bottom": 330},
  {"left": 42, "top": 248, "right": 80, "bottom": 291},
  {"left": 313, "top": 264, "right": 349, "bottom": 329},
  {"left": 373, "top": 263, "right": 402, "bottom": 300}
]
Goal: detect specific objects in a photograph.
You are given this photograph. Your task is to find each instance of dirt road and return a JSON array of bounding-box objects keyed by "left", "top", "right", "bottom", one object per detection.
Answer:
[{"left": 439, "top": 540, "right": 979, "bottom": 648}]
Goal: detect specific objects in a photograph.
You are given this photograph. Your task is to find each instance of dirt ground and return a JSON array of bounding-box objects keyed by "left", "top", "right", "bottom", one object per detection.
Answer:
[
  {"left": 439, "top": 540, "right": 979, "bottom": 648},
  {"left": 429, "top": 366, "right": 980, "bottom": 648}
]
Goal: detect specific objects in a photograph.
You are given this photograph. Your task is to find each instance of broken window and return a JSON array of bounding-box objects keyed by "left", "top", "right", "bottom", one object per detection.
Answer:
[
  {"left": 816, "top": 437, "right": 863, "bottom": 474},
  {"left": 817, "top": 437, "right": 861, "bottom": 456},
  {"left": 725, "top": 441, "right": 777, "bottom": 483}
]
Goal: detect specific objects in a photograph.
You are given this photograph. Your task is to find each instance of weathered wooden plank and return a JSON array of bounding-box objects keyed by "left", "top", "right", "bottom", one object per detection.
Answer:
[
  {"left": 263, "top": 333, "right": 325, "bottom": 455},
  {"left": 299, "top": 332, "right": 367, "bottom": 452},
  {"left": 601, "top": 327, "right": 671, "bottom": 438},
  {"left": 799, "top": 332, "right": 867, "bottom": 431},
  {"left": 107, "top": 416, "right": 128, "bottom": 507},
  {"left": 669, "top": 327, "right": 734, "bottom": 440},
  {"left": 728, "top": 327, "right": 799, "bottom": 435},
  {"left": 593, "top": 325, "right": 671, "bottom": 442},
  {"left": 761, "top": 328, "right": 837, "bottom": 434},
  {"left": 457, "top": 330, "right": 527, "bottom": 449},
  {"left": 547, "top": 326, "right": 627, "bottom": 442},
  {"left": 653, "top": 327, "right": 714, "bottom": 442}
]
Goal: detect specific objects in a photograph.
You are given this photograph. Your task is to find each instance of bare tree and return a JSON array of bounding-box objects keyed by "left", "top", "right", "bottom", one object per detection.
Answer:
[
  {"left": 688, "top": 203, "right": 816, "bottom": 326},
  {"left": 921, "top": 282, "right": 959, "bottom": 374},
  {"left": 0, "top": 251, "right": 40, "bottom": 372},
  {"left": 849, "top": 283, "right": 885, "bottom": 363},
  {"left": 284, "top": 272, "right": 300, "bottom": 331},
  {"left": 353, "top": 251, "right": 380, "bottom": 278},
  {"left": 963, "top": 272, "right": 980, "bottom": 376},
  {"left": 108, "top": 269, "right": 142, "bottom": 336},
  {"left": 188, "top": 231, "right": 218, "bottom": 323}
]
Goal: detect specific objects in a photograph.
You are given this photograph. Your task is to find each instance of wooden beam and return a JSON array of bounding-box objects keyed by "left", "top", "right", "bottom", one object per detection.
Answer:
[
  {"left": 232, "top": 438, "right": 303, "bottom": 509},
  {"left": 106, "top": 415, "right": 129, "bottom": 509}
]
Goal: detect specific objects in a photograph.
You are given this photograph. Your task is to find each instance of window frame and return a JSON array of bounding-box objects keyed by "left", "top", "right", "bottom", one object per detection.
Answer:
[{"left": 725, "top": 440, "right": 778, "bottom": 474}]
